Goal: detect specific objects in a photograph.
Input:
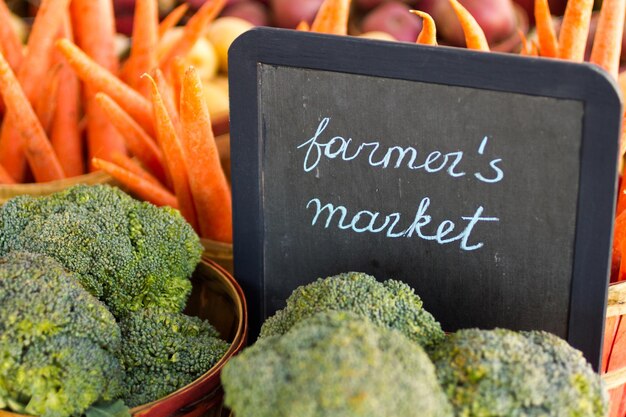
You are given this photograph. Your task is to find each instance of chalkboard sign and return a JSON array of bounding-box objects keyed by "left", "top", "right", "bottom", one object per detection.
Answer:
[{"left": 229, "top": 27, "right": 622, "bottom": 368}]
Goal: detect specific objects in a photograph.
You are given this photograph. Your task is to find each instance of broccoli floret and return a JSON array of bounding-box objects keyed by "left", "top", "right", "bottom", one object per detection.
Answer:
[
  {"left": 430, "top": 328, "right": 609, "bottom": 417},
  {"left": 0, "top": 252, "right": 124, "bottom": 417},
  {"left": 259, "top": 272, "right": 444, "bottom": 349},
  {"left": 119, "top": 308, "right": 230, "bottom": 407},
  {"left": 223, "top": 310, "right": 453, "bottom": 417},
  {"left": 0, "top": 184, "right": 203, "bottom": 318}
]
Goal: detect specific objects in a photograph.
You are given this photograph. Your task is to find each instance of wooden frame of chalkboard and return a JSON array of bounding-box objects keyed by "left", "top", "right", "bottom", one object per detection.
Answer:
[{"left": 229, "top": 27, "right": 622, "bottom": 369}]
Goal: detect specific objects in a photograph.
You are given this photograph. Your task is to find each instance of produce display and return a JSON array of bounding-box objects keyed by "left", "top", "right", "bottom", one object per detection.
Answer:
[
  {"left": 223, "top": 310, "right": 453, "bottom": 417},
  {"left": 223, "top": 274, "right": 609, "bottom": 417},
  {"left": 0, "top": 185, "right": 230, "bottom": 416}
]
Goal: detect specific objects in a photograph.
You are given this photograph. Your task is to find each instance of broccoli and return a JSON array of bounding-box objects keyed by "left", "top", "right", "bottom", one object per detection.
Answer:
[
  {"left": 430, "top": 328, "right": 609, "bottom": 417},
  {"left": 0, "top": 252, "right": 124, "bottom": 417},
  {"left": 259, "top": 271, "right": 444, "bottom": 349},
  {"left": 222, "top": 310, "right": 453, "bottom": 417},
  {"left": 0, "top": 184, "right": 203, "bottom": 318},
  {"left": 118, "top": 308, "right": 230, "bottom": 407}
]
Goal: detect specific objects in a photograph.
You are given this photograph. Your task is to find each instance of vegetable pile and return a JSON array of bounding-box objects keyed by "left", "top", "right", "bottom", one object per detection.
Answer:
[
  {"left": 0, "top": 185, "right": 229, "bottom": 417},
  {"left": 222, "top": 272, "right": 609, "bottom": 417},
  {"left": 0, "top": 0, "right": 233, "bottom": 243}
]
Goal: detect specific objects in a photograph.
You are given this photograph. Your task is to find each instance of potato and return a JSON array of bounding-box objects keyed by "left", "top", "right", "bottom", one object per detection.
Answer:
[
  {"left": 361, "top": 1, "right": 422, "bottom": 42},
  {"left": 270, "top": 0, "right": 324, "bottom": 29},
  {"left": 358, "top": 31, "right": 397, "bottom": 41},
  {"left": 222, "top": 1, "right": 270, "bottom": 26},
  {"left": 159, "top": 28, "right": 219, "bottom": 81},
  {"left": 206, "top": 17, "right": 254, "bottom": 73}
]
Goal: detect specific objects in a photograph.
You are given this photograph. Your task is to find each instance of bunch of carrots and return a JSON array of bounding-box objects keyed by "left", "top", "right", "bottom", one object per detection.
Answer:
[{"left": 0, "top": 0, "right": 234, "bottom": 242}]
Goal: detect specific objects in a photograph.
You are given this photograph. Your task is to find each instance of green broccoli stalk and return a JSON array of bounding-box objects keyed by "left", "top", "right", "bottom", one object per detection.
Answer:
[
  {"left": 0, "top": 252, "right": 124, "bottom": 417},
  {"left": 223, "top": 310, "right": 453, "bottom": 417},
  {"left": 0, "top": 184, "right": 203, "bottom": 318},
  {"left": 259, "top": 272, "right": 444, "bottom": 349},
  {"left": 430, "top": 328, "right": 609, "bottom": 417},
  {"left": 118, "top": 308, "right": 230, "bottom": 407}
]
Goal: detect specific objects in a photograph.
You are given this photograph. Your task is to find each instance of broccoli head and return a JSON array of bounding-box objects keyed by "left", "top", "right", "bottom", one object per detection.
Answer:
[
  {"left": 119, "top": 308, "right": 230, "bottom": 407},
  {"left": 259, "top": 272, "right": 444, "bottom": 349},
  {"left": 430, "top": 328, "right": 609, "bottom": 417},
  {"left": 0, "top": 252, "right": 124, "bottom": 417},
  {"left": 223, "top": 310, "right": 453, "bottom": 417},
  {"left": 0, "top": 184, "right": 203, "bottom": 318}
]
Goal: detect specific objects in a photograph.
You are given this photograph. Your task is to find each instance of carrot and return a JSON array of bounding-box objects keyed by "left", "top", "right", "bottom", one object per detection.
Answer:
[
  {"left": 448, "top": 0, "right": 489, "bottom": 51},
  {"left": 154, "top": 68, "right": 182, "bottom": 134},
  {"left": 93, "top": 158, "right": 178, "bottom": 208},
  {"left": 51, "top": 61, "right": 84, "bottom": 177},
  {"left": 180, "top": 66, "right": 232, "bottom": 242},
  {"left": 590, "top": 0, "right": 626, "bottom": 79},
  {"left": 0, "top": 0, "right": 24, "bottom": 71},
  {"left": 110, "top": 152, "right": 164, "bottom": 188},
  {"left": 411, "top": 10, "right": 437, "bottom": 46},
  {"left": 159, "top": 0, "right": 226, "bottom": 70},
  {"left": 296, "top": 20, "right": 310, "bottom": 31},
  {"left": 170, "top": 57, "right": 187, "bottom": 111},
  {"left": 145, "top": 73, "right": 199, "bottom": 230},
  {"left": 95, "top": 92, "right": 167, "bottom": 184},
  {"left": 35, "top": 63, "right": 62, "bottom": 134},
  {"left": 0, "top": 52, "right": 65, "bottom": 182},
  {"left": 159, "top": 3, "right": 189, "bottom": 38},
  {"left": 617, "top": 177, "right": 626, "bottom": 216},
  {"left": 50, "top": 11, "right": 83, "bottom": 177},
  {"left": 534, "top": 0, "right": 559, "bottom": 58},
  {"left": 71, "top": 0, "right": 126, "bottom": 169},
  {"left": 126, "top": 0, "right": 159, "bottom": 97},
  {"left": 558, "top": 0, "right": 594, "bottom": 62},
  {"left": 0, "top": 0, "right": 70, "bottom": 181},
  {"left": 56, "top": 39, "right": 155, "bottom": 137},
  {"left": 0, "top": 163, "right": 15, "bottom": 184},
  {"left": 310, "top": 0, "right": 350, "bottom": 35},
  {"left": 517, "top": 29, "right": 538, "bottom": 56}
]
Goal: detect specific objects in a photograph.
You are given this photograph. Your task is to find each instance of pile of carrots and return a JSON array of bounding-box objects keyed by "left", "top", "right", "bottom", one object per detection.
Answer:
[{"left": 0, "top": 0, "right": 233, "bottom": 242}]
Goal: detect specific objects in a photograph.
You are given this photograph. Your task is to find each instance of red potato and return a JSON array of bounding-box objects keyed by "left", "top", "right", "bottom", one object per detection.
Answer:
[
  {"left": 115, "top": 13, "right": 135, "bottom": 35},
  {"left": 422, "top": 0, "right": 517, "bottom": 46},
  {"left": 270, "top": 0, "right": 324, "bottom": 28},
  {"left": 223, "top": 1, "right": 270, "bottom": 26},
  {"left": 354, "top": 0, "right": 387, "bottom": 11},
  {"left": 361, "top": 1, "right": 422, "bottom": 42},
  {"left": 511, "top": 0, "right": 568, "bottom": 24}
]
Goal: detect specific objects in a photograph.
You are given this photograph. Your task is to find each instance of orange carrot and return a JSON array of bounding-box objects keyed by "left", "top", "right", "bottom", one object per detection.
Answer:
[
  {"left": 0, "top": 0, "right": 71, "bottom": 181},
  {"left": 296, "top": 20, "right": 310, "bottom": 31},
  {"left": 35, "top": 63, "right": 62, "bottom": 134},
  {"left": 56, "top": 39, "right": 155, "bottom": 137},
  {"left": 170, "top": 57, "right": 186, "bottom": 111},
  {"left": 449, "top": 0, "right": 489, "bottom": 51},
  {"left": 0, "top": 52, "right": 65, "bottom": 182},
  {"left": 0, "top": 0, "right": 23, "bottom": 71},
  {"left": 159, "top": 3, "right": 189, "bottom": 38},
  {"left": 180, "top": 66, "right": 232, "bottom": 242},
  {"left": 411, "top": 10, "right": 437, "bottom": 46},
  {"left": 93, "top": 157, "right": 178, "bottom": 208},
  {"left": 535, "top": 0, "right": 559, "bottom": 58},
  {"left": 310, "top": 0, "right": 350, "bottom": 35},
  {"left": 111, "top": 152, "right": 164, "bottom": 189},
  {"left": 159, "top": 0, "right": 226, "bottom": 70},
  {"left": 95, "top": 92, "right": 167, "bottom": 184},
  {"left": 0, "top": 163, "right": 15, "bottom": 184},
  {"left": 146, "top": 74, "right": 199, "bottom": 230},
  {"left": 126, "top": 0, "right": 159, "bottom": 97},
  {"left": 71, "top": 0, "right": 126, "bottom": 169},
  {"left": 50, "top": 11, "right": 84, "bottom": 177},
  {"left": 590, "top": 0, "right": 626, "bottom": 79},
  {"left": 517, "top": 29, "right": 537, "bottom": 56},
  {"left": 558, "top": 0, "right": 594, "bottom": 61},
  {"left": 51, "top": 61, "right": 84, "bottom": 177},
  {"left": 154, "top": 68, "right": 182, "bottom": 134}
]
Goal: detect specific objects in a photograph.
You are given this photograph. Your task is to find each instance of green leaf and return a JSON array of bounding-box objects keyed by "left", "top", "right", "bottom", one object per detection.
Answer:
[{"left": 84, "top": 400, "right": 131, "bottom": 417}]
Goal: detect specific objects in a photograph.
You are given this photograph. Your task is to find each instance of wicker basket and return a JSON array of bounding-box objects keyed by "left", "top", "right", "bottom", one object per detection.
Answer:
[
  {"left": 603, "top": 281, "right": 626, "bottom": 417},
  {"left": 0, "top": 170, "right": 115, "bottom": 204},
  {"left": 0, "top": 257, "right": 247, "bottom": 417}
]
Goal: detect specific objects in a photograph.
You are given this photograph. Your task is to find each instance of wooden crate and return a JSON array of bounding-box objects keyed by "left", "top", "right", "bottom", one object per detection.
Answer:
[{"left": 603, "top": 281, "right": 626, "bottom": 417}]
